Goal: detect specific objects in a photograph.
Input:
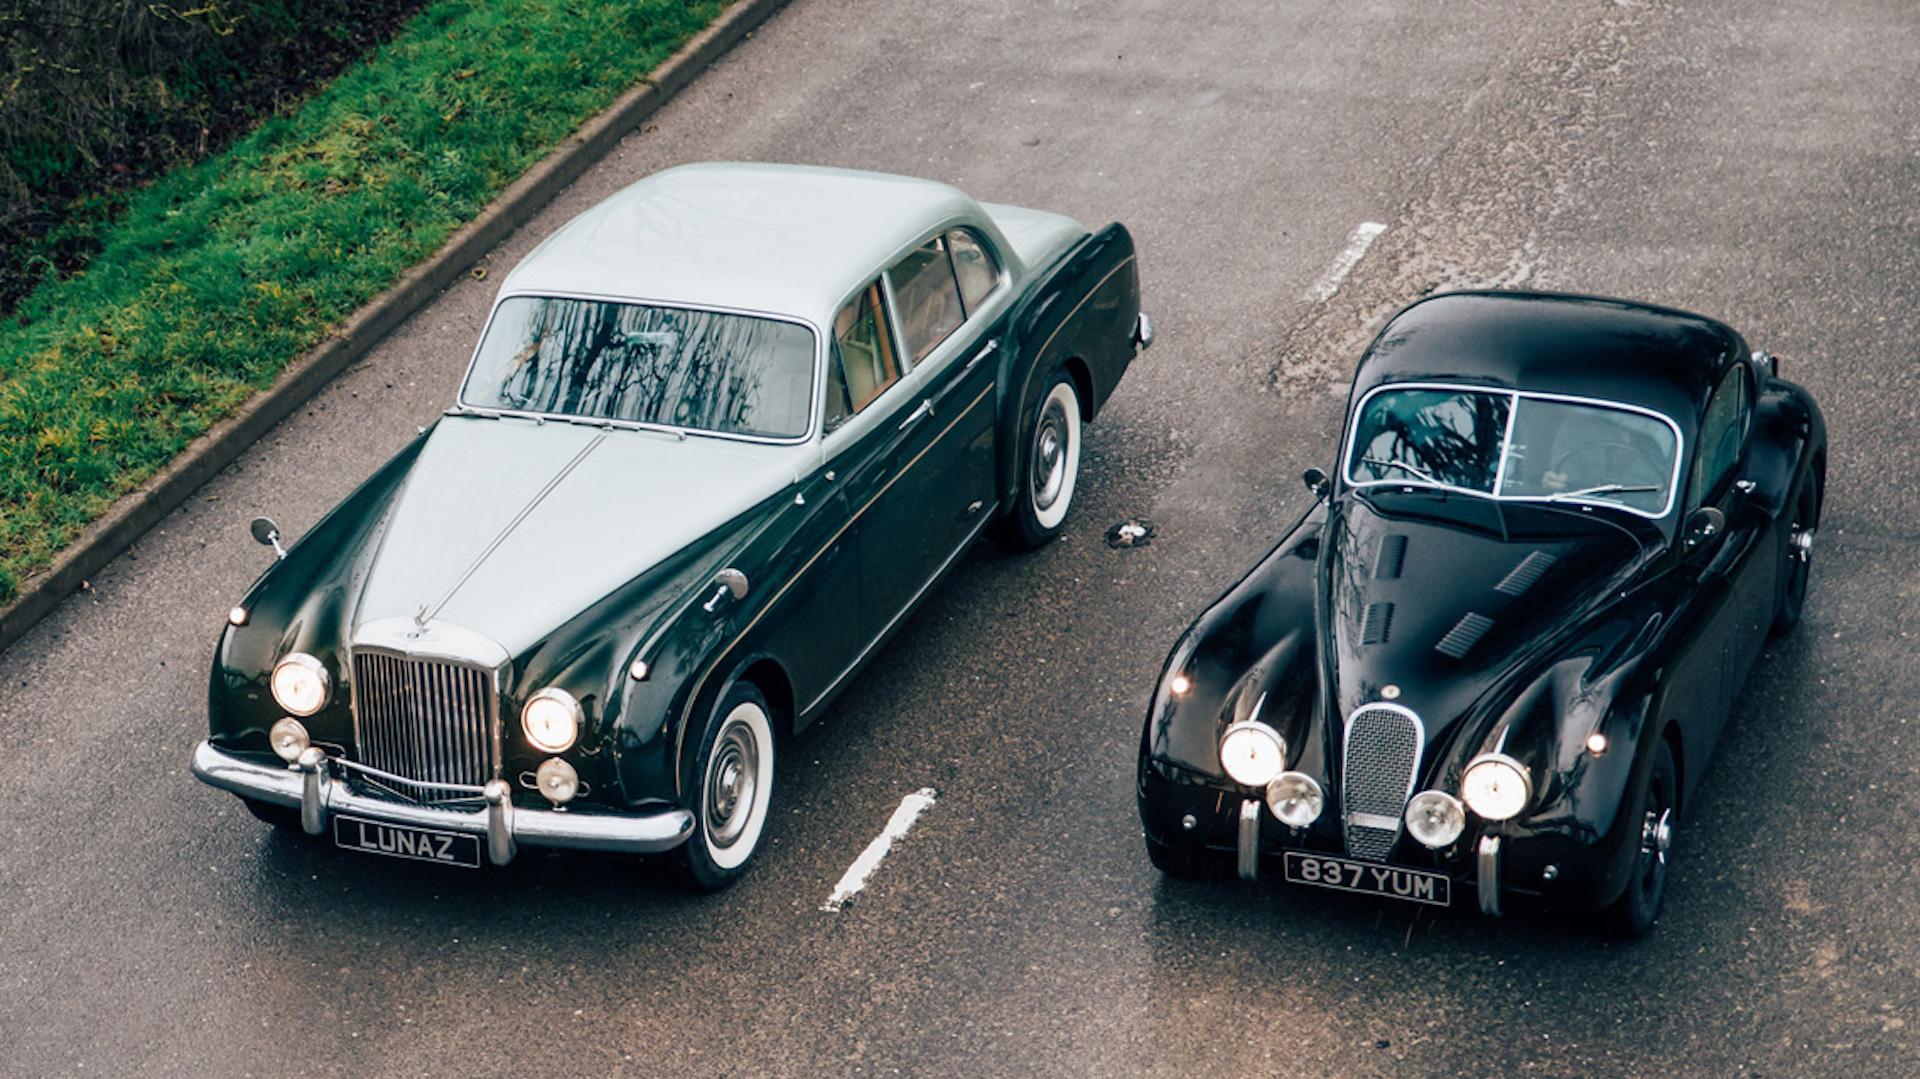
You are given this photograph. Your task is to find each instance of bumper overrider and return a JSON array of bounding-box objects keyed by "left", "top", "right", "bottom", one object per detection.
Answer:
[{"left": 192, "top": 740, "right": 694, "bottom": 866}]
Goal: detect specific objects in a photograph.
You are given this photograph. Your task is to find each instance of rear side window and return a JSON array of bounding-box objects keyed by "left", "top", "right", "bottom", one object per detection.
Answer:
[
  {"left": 889, "top": 237, "right": 966, "bottom": 362},
  {"left": 947, "top": 228, "right": 1001, "bottom": 313}
]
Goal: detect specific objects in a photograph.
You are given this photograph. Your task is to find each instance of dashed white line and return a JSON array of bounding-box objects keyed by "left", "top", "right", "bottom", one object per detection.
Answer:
[
  {"left": 821, "top": 787, "right": 937, "bottom": 912},
  {"left": 1306, "top": 221, "right": 1388, "bottom": 302}
]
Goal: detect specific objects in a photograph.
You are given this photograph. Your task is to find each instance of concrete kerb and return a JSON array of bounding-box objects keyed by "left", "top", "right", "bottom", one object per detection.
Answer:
[{"left": 0, "top": 0, "right": 792, "bottom": 656}]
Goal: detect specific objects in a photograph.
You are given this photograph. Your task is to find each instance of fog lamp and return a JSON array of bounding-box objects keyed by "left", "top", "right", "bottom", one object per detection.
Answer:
[
  {"left": 1461, "top": 754, "right": 1533, "bottom": 821},
  {"left": 1219, "top": 721, "right": 1286, "bottom": 788},
  {"left": 1265, "top": 771, "right": 1325, "bottom": 828},
  {"left": 1405, "top": 790, "right": 1467, "bottom": 848},
  {"left": 268, "top": 717, "right": 310, "bottom": 763},
  {"left": 535, "top": 757, "right": 579, "bottom": 805},
  {"left": 270, "top": 654, "right": 329, "bottom": 717},
  {"left": 522, "top": 688, "right": 582, "bottom": 753}
]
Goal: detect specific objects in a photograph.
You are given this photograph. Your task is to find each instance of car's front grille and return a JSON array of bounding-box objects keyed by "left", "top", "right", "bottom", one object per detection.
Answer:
[
  {"left": 1343, "top": 703, "right": 1423, "bottom": 861},
  {"left": 350, "top": 652, "right": 497, "bottom": 803}
]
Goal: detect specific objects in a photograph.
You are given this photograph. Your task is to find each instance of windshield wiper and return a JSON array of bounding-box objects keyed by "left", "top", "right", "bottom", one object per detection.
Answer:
[
  {"left": 1360, "top": 456, "right": 1444, "bottom": 486},
  {"left": 1544, "top": 483, "right": 1657, "bottom": 504}
]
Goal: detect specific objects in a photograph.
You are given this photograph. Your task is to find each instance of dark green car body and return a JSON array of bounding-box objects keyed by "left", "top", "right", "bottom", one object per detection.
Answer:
[{"left": 194, "top": 164, "right": 1149, "bottom": 884}]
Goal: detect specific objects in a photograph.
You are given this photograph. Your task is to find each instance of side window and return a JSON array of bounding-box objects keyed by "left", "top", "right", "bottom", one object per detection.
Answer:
[
  {"left": 829, "top": 282, "right": 901, "bottom": 422},
  {"left": 888, "top": 237, "right": 966, "bottom": 362},
  {"left": 946, "top": 227, "right": 1002, "bottom": 314},
  {"left": 1689, "top": 365, "right": 1751, "bottom": 506}
]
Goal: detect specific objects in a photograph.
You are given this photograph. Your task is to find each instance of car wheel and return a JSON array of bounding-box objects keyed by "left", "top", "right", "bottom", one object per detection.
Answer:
[
  {"left": 1771, "top": 472, "right": 1822, "bottom": 636},
  {"left": 1604, "top": 739, "right": 1676, "bottom": 939},
  {"left": 996, "top": 365, "right": 1082, "bottom": 549},
  {"left": 676, "top": 681, "right": 776, "bottom": 892},
  {"left": 1144, "top": 830, "right": 1222, "bottom": 880}
]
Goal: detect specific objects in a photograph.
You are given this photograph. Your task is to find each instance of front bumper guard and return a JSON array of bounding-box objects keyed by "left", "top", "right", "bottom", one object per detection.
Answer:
[{"left": 192, "top": 740, "right": 695, "bottom": 866}]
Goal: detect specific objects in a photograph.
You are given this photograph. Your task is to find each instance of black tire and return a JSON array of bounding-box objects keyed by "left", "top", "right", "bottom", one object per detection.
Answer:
[
  {"left": 995, "top": 365, "right": 1083, "bottom": 550},
  {"left": 1604, "top": 739, "right": 1677, "bottom": 939},
  {"left": 1771, "top": 472, "right": 1822, "bottom": 636},
  {"left": 242, "top": 797, "right": 302, "bottom": 832},
  {"left": 1143, "top": 830, "right": 1222, "bottom": 880},
  {"left": 675, "top": 681, "right": 776, "bottom": 892}
]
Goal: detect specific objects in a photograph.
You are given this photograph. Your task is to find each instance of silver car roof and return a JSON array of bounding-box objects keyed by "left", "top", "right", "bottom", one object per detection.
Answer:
[{"left": 496, "top": 162, "right": 989, "bottom": 327}]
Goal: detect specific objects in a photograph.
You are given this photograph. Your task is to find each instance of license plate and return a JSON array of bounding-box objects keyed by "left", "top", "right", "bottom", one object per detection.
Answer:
[
  {"left": 1283, "top": 851, "right": 1450, "bottom": 907},
  {"left": 334, "top": 815, "right": 481, "bottom": 868}
]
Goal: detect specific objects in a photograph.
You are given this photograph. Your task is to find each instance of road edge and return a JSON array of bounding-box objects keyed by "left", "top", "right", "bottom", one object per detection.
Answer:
[{"left": 0, "top": 0, "right": 791, "bottom": 656}]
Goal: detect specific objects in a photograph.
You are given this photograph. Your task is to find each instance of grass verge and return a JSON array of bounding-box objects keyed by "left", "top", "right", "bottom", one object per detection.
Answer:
[{"left": 0, "top": 0, "right": 729, "bottom": 603}]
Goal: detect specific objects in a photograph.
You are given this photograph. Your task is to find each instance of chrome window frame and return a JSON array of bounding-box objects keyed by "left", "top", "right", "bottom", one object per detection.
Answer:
[{"left": 1340, "top": 381, "right": 1687, "bottom": 520}]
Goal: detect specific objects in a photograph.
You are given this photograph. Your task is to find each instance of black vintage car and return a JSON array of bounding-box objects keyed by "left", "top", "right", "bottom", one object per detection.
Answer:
[
  {"left": 194, "top": 163, "right": 1149, "bottom": 889},
  {"left": 1136, "top": 291, "right": 1825, "bottom": 936}
]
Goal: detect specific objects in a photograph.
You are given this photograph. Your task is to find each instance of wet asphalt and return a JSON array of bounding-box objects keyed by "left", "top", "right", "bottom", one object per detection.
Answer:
[{"left": 2, "top": 0, "right": 1917, "bottom": 1075}]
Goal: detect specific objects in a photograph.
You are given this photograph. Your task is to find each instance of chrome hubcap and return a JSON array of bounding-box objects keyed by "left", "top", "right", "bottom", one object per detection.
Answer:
[
  {"left": 1032, "top": 402, "right": 1067, "bottom": 511},
  {"left": 1640, "top": 806, "right": 1672, "bottom": 868},
  {"left": 705, "top": 722, "right": 759, "bottom": 848},
  {"left": 1792, "top": 526, "right": 1815, "bottom": 561}
]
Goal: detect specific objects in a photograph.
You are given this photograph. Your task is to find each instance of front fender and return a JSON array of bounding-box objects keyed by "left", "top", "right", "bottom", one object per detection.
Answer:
[{"left": 1144, "top": 502, "right": 1325, "bottom": 778}]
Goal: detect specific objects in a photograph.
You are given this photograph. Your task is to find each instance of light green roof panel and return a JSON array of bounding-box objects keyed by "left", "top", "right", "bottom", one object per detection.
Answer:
[{"left": 498, "top": 163, "right": 988, "bottom": 327}]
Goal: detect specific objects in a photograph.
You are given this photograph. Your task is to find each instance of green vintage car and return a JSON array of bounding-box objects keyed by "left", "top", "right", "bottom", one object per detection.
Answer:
[{"left": 192, "top": 163, "right": 1150, "bottom": 888}]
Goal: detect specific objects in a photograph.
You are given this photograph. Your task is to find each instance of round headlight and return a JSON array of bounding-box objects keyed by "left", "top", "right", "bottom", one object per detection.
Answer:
[
  {"left": 1266, "top": 771, "right": 1325, "bottom": 828},
  {"left": 1461, "top": 754, "right": 1533, "bottom": 821},
  {"left": 521, "top": 688, "right": 582, "bottom": 753},
  {"left": 1405, "top": 789, "right": 1466, "bottom": 848},
  {"left": 1219, "top": 721, "right": 1286, "bottom": 788},
  {"left": 270, "top": 654, "right": 330, "bottom": 717},
  {"left": 268, "top": 717, "right": 310, "bottom": 763},
  {"left": 535, "top": 757, "right": 579, "bottom": 805}
]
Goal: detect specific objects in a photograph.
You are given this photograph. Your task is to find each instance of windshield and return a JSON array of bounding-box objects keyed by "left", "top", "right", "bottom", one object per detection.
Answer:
[
  {"left": 1344, "top": 384, "right": 1682, "bottom": 518},
  {"left": 461, "top": 296, "right": 817, "bottom": 439}
]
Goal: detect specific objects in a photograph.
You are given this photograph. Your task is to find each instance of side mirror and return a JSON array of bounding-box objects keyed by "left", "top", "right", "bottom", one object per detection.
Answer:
[
  {"left": 1683, "top": 506, "right": 1725, "bottom": 551},
  {"left": 702, "top": 568, "right": 750, "bottom": 613},
  {"left": 250, "top": 516, "right": 287, "bottom": 560},
  {"left": 1302, "top": 468, "right": 1331, "bottom": 501}
]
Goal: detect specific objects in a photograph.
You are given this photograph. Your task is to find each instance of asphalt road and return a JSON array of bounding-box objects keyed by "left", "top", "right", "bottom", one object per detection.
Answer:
[{"left": 3, "top": 0, "right": 1917, "bottom": 1075}]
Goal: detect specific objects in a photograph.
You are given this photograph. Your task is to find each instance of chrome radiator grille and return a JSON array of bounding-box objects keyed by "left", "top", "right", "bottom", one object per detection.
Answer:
[
  {"left": 351, "top": 651, "right": 497, "bottom": 803},
  {"left": 1342, "top": 704, "right": 1423, "bottom": 861}
]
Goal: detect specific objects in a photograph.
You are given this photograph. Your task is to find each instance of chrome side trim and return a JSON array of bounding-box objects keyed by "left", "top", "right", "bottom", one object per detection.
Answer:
[
  {"left": 1477, "top": 834, "right": 1502, "bottom": 917},
  {"left": 193, "top": 741, "right": 695, "bottom": 863},
  {"left": 1132, "top": 311, "right": 1154, "bottom": 350},
  {"left": 1238, "top": 799, "right": 1261, "bottom": 881}
]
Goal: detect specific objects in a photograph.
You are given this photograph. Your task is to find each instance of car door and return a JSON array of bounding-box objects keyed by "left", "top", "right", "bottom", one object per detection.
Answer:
[
  {"left": 1660, "top": 363, "right": 1772, "bottom": 791},
  {"left": 854, "top": 228, "right": 1007, "bottom": 636}
]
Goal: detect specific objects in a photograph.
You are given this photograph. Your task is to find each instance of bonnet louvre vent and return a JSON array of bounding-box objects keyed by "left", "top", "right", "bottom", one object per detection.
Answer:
[
  {"left": 1374, "top": 534, "right": 1408, "bottom": 579},
  {"left": 1361, "top": 602, "right": 1394, "bottom": 645},
  {"left": 1495, "top": 552, "right": 1557, "bottom": 596},
  {"left": 1435, "top": 612, "right": 1496, "bottom": 659}
]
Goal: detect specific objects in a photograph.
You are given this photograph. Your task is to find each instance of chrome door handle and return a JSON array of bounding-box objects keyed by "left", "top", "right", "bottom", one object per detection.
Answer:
[
  {"left": 899, "top": 399, "right": 935, "bottom": 431},
  {"left": 963, "top": 339, "right": 999, "bottom": 373}
]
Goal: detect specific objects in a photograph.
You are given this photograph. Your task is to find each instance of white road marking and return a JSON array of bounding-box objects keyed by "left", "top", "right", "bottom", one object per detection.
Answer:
[
  {"left": 821, "top": 787, "right": 937, "bottom": 912},
  {"left": 1306, "top": 221, "right": 1388, "bottom": 302}
]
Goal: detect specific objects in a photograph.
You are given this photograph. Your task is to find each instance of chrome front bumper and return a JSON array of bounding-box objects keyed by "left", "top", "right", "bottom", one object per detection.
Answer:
[{"left": 192, "top": 740, "right": 695, "bottom": 866}]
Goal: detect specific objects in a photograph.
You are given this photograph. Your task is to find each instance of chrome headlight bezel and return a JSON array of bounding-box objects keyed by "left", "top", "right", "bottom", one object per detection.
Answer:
[
  {"left": 1218, "top": 720, "right": 1287, "bottom": 788},
  {"left": 1460, "top": 753, "right": 1533, "bottom": 821},
  {"left": 1265, "top": 770, "right": 1325, "bottom": 828},
  {"left": 1404, "top": 789, "right": 1467, "bottom": 847},
  {"left": 521, "top": 687, "right": 583, "bottom": 754},
  {"left": 270, "top": 653, "right": 330, "bottom": 717}
]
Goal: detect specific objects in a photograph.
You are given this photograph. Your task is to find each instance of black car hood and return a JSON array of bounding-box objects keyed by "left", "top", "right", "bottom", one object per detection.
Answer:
[{"left": 1322, "top": 493, "right": 1655, "bottom": 759}]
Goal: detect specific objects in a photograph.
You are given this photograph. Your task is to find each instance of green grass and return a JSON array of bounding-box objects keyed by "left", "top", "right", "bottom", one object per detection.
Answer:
[{"left": 0, "top": 0, "right": 730, "bottom": 603}]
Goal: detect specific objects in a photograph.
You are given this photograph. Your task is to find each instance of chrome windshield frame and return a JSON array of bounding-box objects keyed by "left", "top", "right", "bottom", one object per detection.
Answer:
[{"left": 1340, "top": 381, "right": 1686, "bottom": 520}]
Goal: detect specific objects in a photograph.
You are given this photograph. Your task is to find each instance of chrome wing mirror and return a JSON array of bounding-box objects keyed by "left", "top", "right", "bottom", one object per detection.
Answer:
[
  {"left": 250, "top": 516, "right": 287, "bottom": 560},
  {"left": 1302, "top": 468, "right": 1332, "bottom": 502},
  {"left": 702, "top": 568, "right": 750, "bottom": 613}
]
